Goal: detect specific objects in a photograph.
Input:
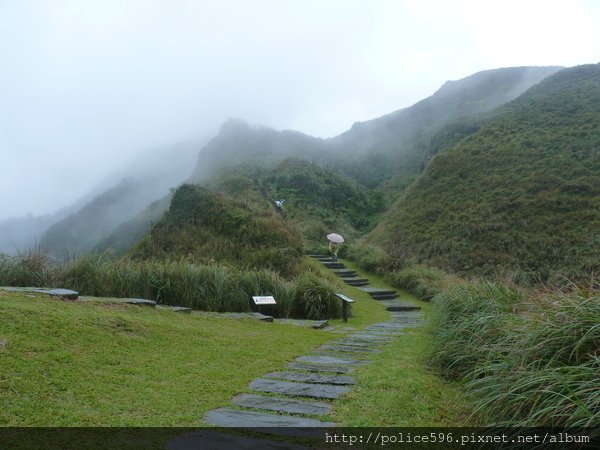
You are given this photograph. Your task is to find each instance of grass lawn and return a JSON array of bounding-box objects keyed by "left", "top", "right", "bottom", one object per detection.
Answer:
[
  {"left": 331, "top": 259, "right": 474, "bottom": 426},
  {"left": 0, "top": 290, "right": 330, "bottom": 427},
  {"left": 0, "top": 257, "right": 473, "bottom": 435}
]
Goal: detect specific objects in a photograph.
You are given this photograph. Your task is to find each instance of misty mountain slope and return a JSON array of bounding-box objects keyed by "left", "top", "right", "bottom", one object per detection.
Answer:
[
  {"left": 94, "top": 194, "right": 173, "bottom": 255},
  {"left": 327, "top": 66, "right": 562, "bottom": 186},
  {"left": 129, "top": 183, "right": 303, "bottom": 276},
  {"left": 38, "top": 142, "right": 202, "bottom": 258},
  {"left": 189, "top": 119, "right": 326, "bottom": 183},
  {"left": 371, "top": 64, "right": 600, "bottom": 282},
  {"left": 186, "top": 67, "right": 560, "bottom": 192}
]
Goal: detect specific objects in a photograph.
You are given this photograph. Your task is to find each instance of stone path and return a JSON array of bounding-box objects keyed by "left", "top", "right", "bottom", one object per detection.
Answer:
[{"left": 202, "top": 255, "right": 423, "bottom": 435}]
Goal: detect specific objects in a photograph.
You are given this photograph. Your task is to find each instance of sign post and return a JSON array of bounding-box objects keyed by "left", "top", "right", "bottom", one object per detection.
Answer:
[
  {"left": 335, "top": 293, "right": 354, "bottom": 322},
  {"left": 252, "top": 295, "right": 276, "bottom": 315}
]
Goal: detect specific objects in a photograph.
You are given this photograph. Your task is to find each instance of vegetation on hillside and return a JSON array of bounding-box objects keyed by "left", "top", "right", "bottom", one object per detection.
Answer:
[
  {"left": 375, "top": 64, "right": 600, "bottom": 283},
  {"left": 129, "top": 184, "right": 303, "bottom": 276},
  {"left": 431, "top": 280, "right": 599, "bottom": 427},
  {"left": 0, "top": 252, "right": 342, "bottom": 319}
]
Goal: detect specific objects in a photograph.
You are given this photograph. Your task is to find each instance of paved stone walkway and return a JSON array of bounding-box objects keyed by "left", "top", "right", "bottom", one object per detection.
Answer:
[{"left": 201, "top": 255, "right": 423, "bottom": 434}]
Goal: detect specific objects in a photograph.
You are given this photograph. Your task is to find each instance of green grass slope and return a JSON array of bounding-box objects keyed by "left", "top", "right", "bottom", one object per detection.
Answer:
[
  {"left": 374, "top": 64, "right": 600, "bottom": 283},
  {"left": 129, "top": 183, "right": 303, "bottom": 276}
]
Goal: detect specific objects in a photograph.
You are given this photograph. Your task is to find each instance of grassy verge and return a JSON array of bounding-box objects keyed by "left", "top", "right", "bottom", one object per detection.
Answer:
[
  {"left": 0, "top": 290, "right": 331, "bottom": 427},
  {"left": 329, "top": 259, "right": 475, "bottom": 425}
]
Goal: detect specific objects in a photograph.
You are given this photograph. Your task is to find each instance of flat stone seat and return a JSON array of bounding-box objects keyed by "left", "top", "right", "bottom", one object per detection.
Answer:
[
  {"left": 264, "top": 371, "right": 355, "bottom": 385},
  {"left": 1, "top": 286, "right": 79, "bottom": 300},
  {"left": 167, "top": 430, "right": 311, "bottom": 450},
  {"left": 194, "top": 311, "right": 273, "bottom": 322},
  {"left": 122, "top": 298, "right": 157, "bottom": 307},
  {"left": 296, "top": 355, "right": 360, "bottom": 365},
  {"left": 156, "top": 305, "right": 192, "bottom": 313},
  {"left": 250, "top": 378, "right": 350, "bottom": 399},
  {"left": 287, "top": 362, "right": 353, "bottom": 374},
  {"left": 275, "top": 319, "right": 328, "bottom": 329},
  {"left": 232, "top": 393, "right": 332, "bottom": 416},
  {"left": 206, "top": 407, "right": 336, "bottom": 427}
]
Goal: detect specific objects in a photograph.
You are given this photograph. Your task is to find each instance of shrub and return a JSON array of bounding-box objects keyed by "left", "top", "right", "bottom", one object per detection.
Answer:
[{"left": 292, "top": 273, "right": 342, "bottom": 320}]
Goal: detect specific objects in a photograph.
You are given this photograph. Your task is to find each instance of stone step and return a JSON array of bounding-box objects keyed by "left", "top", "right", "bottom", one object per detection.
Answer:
[
  {"left": 331, "top": 269, "right": 357, "bottom": 277},
  {"left": 378, "top": 301, "right": 421, "bottom": 312},
  {"left": 250, "top": 378, "right": 350, "bottom": 400},
  {"left": 167, "top": 430, "right": 312, "bottom": 450},
  {"left": 308, "top": 254, "right": 329, "bottom": 259},
  {"left": 357, "top": 287, "right": 398, "bottom": 300},
  {"left": 287, "top": 362, "right": 353, "bottom": 374},
  {"left": 318, "top": 344, "right": 380, "bottom": 354},
  {"left": 296, "top": 355, "right": 361, "bottom": 365},
  {"left": 372, "top": 293, "right": 399, "bottom": 301},
  {"left": 344, "top": 279, "right": 369, "bottom": 287},
  {"left": 345, "top": 333, "right": 394, "bottom": 342},
  {"left": 206, "top": 407, "right": 336, "bottom": 427},
  {"left": 333, "top": 339, "right": 379, "bottom": 348},
  {"left": 232, "top": 393, "right": 332, "bottom": 416},
  {"left": 264, "top": 371, "right": 355, "bottom": 385},
  {"left": 322, "top": 262, "right": 345, "bottom": 269}
]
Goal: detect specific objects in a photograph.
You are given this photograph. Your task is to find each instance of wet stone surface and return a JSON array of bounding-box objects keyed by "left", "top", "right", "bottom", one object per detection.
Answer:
[
  {"left": 250, "top": 378, "right": 350, "bottom": 399},
  {"left": 232, "top": 393, "right": 332, "bottom": 416},
  {"left": 205, "top": 408, "right": 336, "bottom": 427},
  {"left": 287, "top": 362, "right": 353, "bottom": 374},
  {"left": 296, "top": 355, "right": 361, "bottom": 365},
  {"left": 264, "top": 371, "right": 355, "bottom": 385}
]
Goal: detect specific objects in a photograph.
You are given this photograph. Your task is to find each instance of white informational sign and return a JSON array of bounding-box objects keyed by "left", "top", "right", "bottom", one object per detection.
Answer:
[
  {"left": 335, "top": 293, "right": 354, "bottom": 303},
  {"left": 252, "top": 295, "right": 277, "bottom": 305}
]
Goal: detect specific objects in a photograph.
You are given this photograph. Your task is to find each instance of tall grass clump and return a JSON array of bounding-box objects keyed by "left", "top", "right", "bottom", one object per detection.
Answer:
[
  {"left": 1, "top": 252, "right": 341, "bottom": 319},
  {"left": 386, "top": 265, "right": 452, "bottom": 301},
  {"left": 431, "top": 280, "right": 600, "bottom": 426},
  {"left": 292, "top": 273, "right": 342, "bottom": 320},
  {"left": 339, "top": 243, "right": 391, "bottom": 274}
]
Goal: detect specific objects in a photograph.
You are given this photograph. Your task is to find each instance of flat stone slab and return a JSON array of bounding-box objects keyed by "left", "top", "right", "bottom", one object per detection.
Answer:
[
  {"left": 194, "top": 311, "right": 273, "bottom": 322},
  {"left": 250, "top": 378, "right": 349, "bottom": 400},
  {"left": 357, "top": 286, "right": 396, "bottom": 295},
  {"left": 167, "top": 430, "right": 310, "bottom": 450},
  {"left": 287, "top": 362, "right": 353, "bottom": 374},
  {"left": 1, "top": 286, "right": 79, "bottom": 300},
  {"left": 333, "top": 339, "right": 378, "bottom": 347},
  {"left": 347, "top": 333, "right": 394, "bottom": 341},
  {"left": 275, "top": 319, "right": 328, "bottom": 329},
  {"left": 206, "top": 407, "right": 335, "bottom": 427},
  {"left": 232, "top": 393, "right": 332, "bottom": 416},
  {"left": 264, "top": 371, "right": 355, "bottom": 385},
  {"left": 296, "top": 355, "right": 360, "bottom": 365},
  {"left": 319, "top": 344, "right": 379, "bottom": 353},
  {"left": 362, "top": 328, "right": 405, "bottom": 335}
]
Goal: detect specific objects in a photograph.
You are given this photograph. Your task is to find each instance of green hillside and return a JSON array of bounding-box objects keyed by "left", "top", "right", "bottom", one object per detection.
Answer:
[
  {"left": 373, "top": 64, "right": 600, "bottom": 283},
  {"left": 129, "top": 184, "right": 304, "bottom": 276}
]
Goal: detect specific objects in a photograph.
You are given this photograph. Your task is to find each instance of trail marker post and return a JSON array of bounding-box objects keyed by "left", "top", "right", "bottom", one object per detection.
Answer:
[{"left": 335, "top": 293, "right": 354, "bottom": 322}]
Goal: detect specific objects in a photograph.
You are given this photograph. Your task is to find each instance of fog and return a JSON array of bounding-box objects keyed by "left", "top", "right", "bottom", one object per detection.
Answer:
[{"left": 1, "top": 0, "right": 599, "bottom": 221}]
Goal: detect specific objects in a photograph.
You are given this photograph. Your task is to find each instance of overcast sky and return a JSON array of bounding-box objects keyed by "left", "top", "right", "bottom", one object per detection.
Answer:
[{"left": 1, "top": 0, "right": 599, "bottom": 220}]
